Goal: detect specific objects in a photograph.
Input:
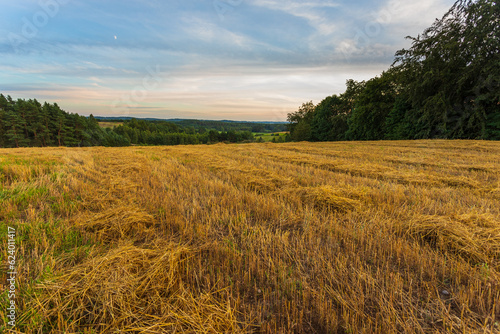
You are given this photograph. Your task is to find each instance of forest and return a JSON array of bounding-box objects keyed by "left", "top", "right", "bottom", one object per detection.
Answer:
[
  {"left": 94, "top": 117, "right": 287, "bottom": 133},
  {"left": 0, "top": 96, "right": 261, "bottom": 148},
  {"left": 288, "top": 0, "right": 500, "bottom": 141},
  {"left": 0, "top": 95, "right": 111, "bottom": 148}
]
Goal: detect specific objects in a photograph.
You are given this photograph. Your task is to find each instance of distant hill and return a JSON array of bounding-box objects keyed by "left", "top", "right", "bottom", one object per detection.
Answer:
[
  {"left": 93, "top": 116, "right": 288, "bottom": 133},
  {"left": 93, "top": 116, "right": 287, "bottom": 125},
  {"left": 0, "top": 94, "right": 286, "bottom": 148}
]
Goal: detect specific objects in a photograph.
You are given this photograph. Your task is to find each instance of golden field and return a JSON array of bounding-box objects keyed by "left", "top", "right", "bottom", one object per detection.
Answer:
[{"left": 0, "top": 140, "right": 499, "bottom": 333}]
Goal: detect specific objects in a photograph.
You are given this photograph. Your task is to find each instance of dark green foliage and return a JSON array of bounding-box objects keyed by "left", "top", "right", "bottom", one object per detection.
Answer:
[
  {"left": 384, "top": 97, "right": 414, "bottom": 140},
  {"left": 347, "top": 73, "right": 397, "bottom": 140},
  {"left": 0, "top": 95, "right": 257, "bottom": 148},
  {"left": 174, "top": 119, "right": 287, "bottom": 133},
  {"left": 287, "top": 101, "right": 315, "bottom": 141},
  {"left": 96, "top": 117, "right": 287, "bottom": 133},
  {"left": 0, "top": 95, "right": 126, "bottom": 148},
  {"left": 0, "top": 96, "right": 6, "bottom": 147},
  {"left": 288, "top": 80, "right": 365, "bottom": 142},
  {"left": 310, "top": 94, "right": 351, "bottom": 142},
  {"left": 102, "top": 129, "right": 131, "bottom": 147},
  {"left": 292, "top": 121, "right": 312, "bottom": 141},
  {"left": 288, "top": 0, "right": 499, "bottom": 142},
  {"left": 4, "top": 100, "right": 30, "bottom": 148},
  {"left": 393, "top": 0, "right": 500, "bottom": 139},
  {"left": 113, "top": 119, "right": 254, "bottom": 146},
  {"left": 311, "top": 95, "right": 343, "bottom": 141}
]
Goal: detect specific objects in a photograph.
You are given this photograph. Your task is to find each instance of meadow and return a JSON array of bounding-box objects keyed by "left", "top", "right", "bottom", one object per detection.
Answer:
[
  {"left": 0, "top": 140, "right": 499, "bottom": 333},
  {"left": 97, "top": 122, "right": 124, "bottom": 129},
  {"left": 254, "top": 132, "right": 288, "bottom": 142}
]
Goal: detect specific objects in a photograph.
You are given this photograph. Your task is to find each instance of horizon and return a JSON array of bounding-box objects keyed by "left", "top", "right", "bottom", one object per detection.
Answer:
[
  {"left": 92, "top": 115, "right": 288, "bottom": 123},
  {"left": 1, "top": 0, "right": 456, "bottom": 121}
]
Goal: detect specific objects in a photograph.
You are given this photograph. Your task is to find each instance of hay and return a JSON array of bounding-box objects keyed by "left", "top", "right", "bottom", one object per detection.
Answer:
[
  {"left": 3, "top": 141, "right": 500, "bottom": 333},
  {"left": 37, "top": 241, "right": 240, "bottom": 333},
  {"left": 399, "top": 214, "right": 500, "bottom": 266},
  {"left": 245, "top": 173, "right": 294, "bottom": 193},
  {"left": 490, "top": 188, "right": 500, "bottom": 199},
  {"left": 290, "top": 186, "right": 362, "bottom": 212},
  {"left": 75, "top": 206, "right": 155, "bottom": 242}
]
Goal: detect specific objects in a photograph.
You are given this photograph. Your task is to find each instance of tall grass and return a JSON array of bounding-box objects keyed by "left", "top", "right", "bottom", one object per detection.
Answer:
[{"left": 1, "top": 140, "right": 499, "bottom": 333}]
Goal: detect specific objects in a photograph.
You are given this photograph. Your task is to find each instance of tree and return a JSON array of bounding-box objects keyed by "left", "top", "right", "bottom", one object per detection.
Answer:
[
  {"left": 103, "top": 130, "right": 131, "bottom": 147},
  {"left": 208, "top": 130, "right": 219, "bottom": 143},
  {"left": 384, "top": 96, "right": 413, "bottom": 140},
  {"left": 310, "top": 93, "right": 354, "bottom": 141},
  {"left": 49, "top": 104, "right": 72, "bottom": 146},
  {"left": 26, "top": 99, "right": 45, "bottom": 146},
  {"left": 4, "top": 104, "right": 29, "bottom": 148},
  {"left": 287, "top": 101, "right": 315, "bottom": 141},
  {"left": 292, "top": 120, "right": 312, "bottom": 141},
  {"left": 393, "top": 0, "right": 500, "bottom": 139},
  {"left": 347, "top": 72, "right": 397, "bottom": 140},
  {"left": 311, "top": 95, "right": 342, "bottom": 141},
  {"left": 0, "top": 94, "right": 9, "bottom": 146}
]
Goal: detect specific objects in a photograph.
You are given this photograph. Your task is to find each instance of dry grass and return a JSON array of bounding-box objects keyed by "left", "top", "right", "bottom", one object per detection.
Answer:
[
  {"left": 1, "top": 140, "right": 499, "bottom": 333},
  {"left": 97, "top": 122, "right": 123, "bottom": 129}
]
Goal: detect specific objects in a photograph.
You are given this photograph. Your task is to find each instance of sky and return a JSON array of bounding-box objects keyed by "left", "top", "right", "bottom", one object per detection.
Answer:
[{"left": 0, "top": 0, "right": 456, "bottom": 121}]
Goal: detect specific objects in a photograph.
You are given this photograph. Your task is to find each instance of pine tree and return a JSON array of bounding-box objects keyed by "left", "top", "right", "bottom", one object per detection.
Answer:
[
  {"left": 40, "top": 103, "right": 54, "bottom": 146},
  {"left": 26, "top": 99, "right": 45, "bottom": 146},
  {"left": 0, "top": 94, "right": 8, "bottom": 146},
  {"left": 4, "top": 103, "right": 29, "bottom": 148},
  {"left": 49, "top": 103, "right": 71, "bottom": 146}
]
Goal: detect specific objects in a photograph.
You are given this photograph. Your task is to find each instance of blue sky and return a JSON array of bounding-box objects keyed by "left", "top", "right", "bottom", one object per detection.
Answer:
[{"left": 0, "top": 0, "right": 456, "bottom": 121}]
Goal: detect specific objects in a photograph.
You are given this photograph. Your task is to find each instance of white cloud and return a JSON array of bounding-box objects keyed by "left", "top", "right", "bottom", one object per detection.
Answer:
[
  {"left": 330, "top": 0, "right": 456, "bottom": 64},
  {"left": 375, "top": 0, "right": 454, "bottom": 34},
  {"left": 251, "top": 0, "right": 340, "bottom": 35},
  {"left": 1, "top": 0, "right": 460, "bottom": 121}
]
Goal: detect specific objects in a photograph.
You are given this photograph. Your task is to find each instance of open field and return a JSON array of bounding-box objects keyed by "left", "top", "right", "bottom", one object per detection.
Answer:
[
  {"left": 254, "top": 132, "right": 289, "bottom": 142},
  {"left": 1, "top": 140, "right": 499, "bottom": 333},
  {"left": 98, "top": 121, "right": 124, "bottom": 129}
]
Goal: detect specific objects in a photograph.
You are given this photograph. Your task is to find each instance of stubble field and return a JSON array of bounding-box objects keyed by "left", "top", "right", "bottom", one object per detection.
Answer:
[{"left": 0, "top": 140, "right": 499, "bottom": 333}]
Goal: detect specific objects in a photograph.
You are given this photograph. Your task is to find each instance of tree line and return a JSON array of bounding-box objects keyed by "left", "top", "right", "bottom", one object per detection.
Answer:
[
  {"left": 112, "top": 119, "right": 254, "bottom": 146},
  {"left": 0, "top": 94, "right": 113, "bottom": 148},
  {"left": 288, "top": 0, "right": 500, "bottom": 141},
  {"left": 94, "top": 117, "right": 288, "bottom": 133},
  {"left": 0, "top": 96, "right": 255, "bottom": 148}
]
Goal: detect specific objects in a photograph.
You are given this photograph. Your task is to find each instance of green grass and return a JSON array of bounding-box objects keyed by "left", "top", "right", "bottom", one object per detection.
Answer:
[
  {"left": 0, "top": 186, "right": 49, "bottom": 203},
  {"left": 253, "top": 132, "right": 288, "bottom": 142}
]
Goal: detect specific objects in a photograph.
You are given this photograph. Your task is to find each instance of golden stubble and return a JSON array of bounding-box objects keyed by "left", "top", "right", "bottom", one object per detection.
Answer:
[{"left": 0, "top": 140, "right": 499, "bottom": 333}]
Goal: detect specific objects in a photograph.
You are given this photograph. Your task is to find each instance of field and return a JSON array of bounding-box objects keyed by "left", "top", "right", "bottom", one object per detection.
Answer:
[
  {"left": 98, "top": 121, "right": 123, "bottom": 129},
  {"left": 0, "top": 140, "right": 499, "bottom": 333},
  {"left": 254, "top": 132, "right": 288, "bottom": 142}
]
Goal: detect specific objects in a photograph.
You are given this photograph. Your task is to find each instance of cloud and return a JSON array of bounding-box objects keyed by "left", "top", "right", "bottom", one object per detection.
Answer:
[
  {"left": 376, "top": 0, "right": 451, "bottom": 25},
  {"left": 375, "top": 0, "right": 455, "bottom": 40},
  {"left": 180, "top": 15, "right": 255, "bottom": 49},
  {"left": 251, "top": 0, "right": 340, "bottom": 35},
  {"left": 0, "top": 0, "right": 459, "bottom": 121}
]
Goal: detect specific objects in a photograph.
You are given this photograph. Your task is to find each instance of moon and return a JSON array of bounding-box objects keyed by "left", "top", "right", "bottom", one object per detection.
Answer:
[{"left": 114, "top": 35, "right": 117, "bottom": 40}]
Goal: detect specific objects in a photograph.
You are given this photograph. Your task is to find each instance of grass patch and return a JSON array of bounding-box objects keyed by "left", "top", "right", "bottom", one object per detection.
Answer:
[{"left": 254, "top": 132, "right": 288, "bottom": 142}]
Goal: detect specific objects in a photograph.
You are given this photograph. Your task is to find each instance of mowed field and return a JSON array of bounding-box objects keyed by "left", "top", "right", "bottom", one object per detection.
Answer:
[
  {"left": 97, "top": 121, "right": 123, "bottom": 129},
  {"left": 1, "top": 141, "right": 499, "bottom": 333}
]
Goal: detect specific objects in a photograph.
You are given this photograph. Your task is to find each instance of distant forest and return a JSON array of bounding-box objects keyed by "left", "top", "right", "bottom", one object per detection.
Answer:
[
  {"left": 0, "top": 95, "right": 286, "bottom": 148},
  {"left": 288, "top": 0, "right": 500, "bottom": 141}
]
